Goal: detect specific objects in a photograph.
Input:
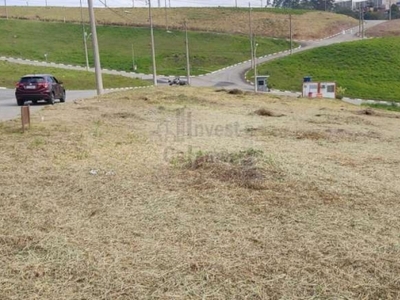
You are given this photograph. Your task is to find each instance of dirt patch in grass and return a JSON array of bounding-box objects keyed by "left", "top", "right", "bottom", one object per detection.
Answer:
[
  {"left": 1, "top": 87, "right": 400, "bottom": 299},
  {"left": 253, "top": 108, "right": 285, "bottom": 117},
  {"left": 171, "top": 149, "right": 283, "bottom": 190},
  {"left": 227, "top": 88, "right": 244, "bottom": 95}
]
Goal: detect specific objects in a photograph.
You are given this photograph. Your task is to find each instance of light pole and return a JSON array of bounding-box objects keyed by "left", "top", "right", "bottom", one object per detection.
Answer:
[
  {"left": 184, "top": 20, "right": 190, "bottom": 85},
  {"left": 88, "top": 0, "right": 104, "bottom": 95},
  {"left": 289, "top": 14, "right": 293, "bottom": 55},
  {"left": 249, "top": 2, "right": 254, "bottom": 69},
  {"left": 148, "top": 0, "right": 157, "bottom": 86},
  {"left": 80, "top": 0, "right": 91, "bottom": 71},
  {"left": 254, "top": 43, "right": 258, "bottom": 92},
  {"left": 131, "top": 43, "right": 137, "bottom": 71},
  {"left": 165, "top": 0, "right": 169, "bottom": 31},
  {"left": 4, "top": 0, "right": 8, "bottom": 19},
  {"left": 84, "top": 32, "right": 91, "bottom": 71}
]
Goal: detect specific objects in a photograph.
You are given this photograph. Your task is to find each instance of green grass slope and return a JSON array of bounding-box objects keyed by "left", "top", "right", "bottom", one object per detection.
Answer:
[
  {"left": 0, "top": 61, "right": 150, "bottom": 90},
  {"left": 0, "top": 6, "right": 357, "bottom": 40},
  {"left": 0, "top": 19, "right": 293, "bottom": 76},
  {"left": 254, "top": 37, "right": 400, "bottom": 102}
]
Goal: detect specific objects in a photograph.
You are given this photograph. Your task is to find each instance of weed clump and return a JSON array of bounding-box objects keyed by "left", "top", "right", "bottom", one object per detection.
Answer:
[
  {"left": 253, "top": 108, "right": 285, "bottom": 117},
  {"left": 172, "top": 149, "right": 283, "bottom": 190},
  {"left": 228, "top": 89, "right": 244, "bottom": 95}
]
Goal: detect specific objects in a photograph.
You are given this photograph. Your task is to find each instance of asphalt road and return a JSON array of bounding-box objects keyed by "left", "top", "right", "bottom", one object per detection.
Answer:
[
  {"left": 0, "top": 89, "right": 99, "bottom": 122},
  {"left": 0, "top": 20, "right": 386, "bottom": 122}
]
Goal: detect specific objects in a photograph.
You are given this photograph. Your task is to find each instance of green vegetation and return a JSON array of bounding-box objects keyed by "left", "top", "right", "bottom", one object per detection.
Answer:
[
  {"left": 251, "top": 37, "right": 400, "bottom": 102},
  {"left": 362, "top": 102, "right": 400, "bottom": 112},
  {"left": 0, "top": 61, "right": 150, "bottom": 89},
  {"left": 0, "top": 19, "right": 293, "bottom": 76}
]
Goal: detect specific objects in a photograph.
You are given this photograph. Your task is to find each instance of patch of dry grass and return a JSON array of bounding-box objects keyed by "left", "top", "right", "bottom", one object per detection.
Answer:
[
  {"left": 366, "top": 19, "right": 400, "bottom": 37},
  {"left": 1, "top": 87, "right": 400, "bottom": 299},
  {"left": 2, "top": 7, "right": 358, "bottom": 40}
]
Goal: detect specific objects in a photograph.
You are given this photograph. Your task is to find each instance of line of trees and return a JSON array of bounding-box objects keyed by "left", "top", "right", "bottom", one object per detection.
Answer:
[{"left": 273, "top": 0, "right": 335, "bottom": 10}]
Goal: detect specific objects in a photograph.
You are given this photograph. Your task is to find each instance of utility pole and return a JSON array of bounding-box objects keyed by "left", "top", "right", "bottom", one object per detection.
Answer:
[
  {"left": 289, "top": 14, "right": 293, "bottom": 55},
  {"left": 260, "top": 0, "right": 263, "bottom": 7},
  {"left": 165, "top": 0, "right": 168, "bottom": 31},
  {"left": 184, "top": 20, "right": 190, "bottom": 85},
  {"left": 254, "top": 42, "right": 258, "bottom": 92},
  {"left": 148, "top": 0, "right": 157, "bottom": 85},
  {"left": 358, "top": 5, "right": 361, "bottom": 37},
  {"left": 87, "top": 0, "right": 104, "bottom": 95},
  {"left": 80, "top": 0, "right": 90, "bottom": 71},
  {"left": 235, "top": 0, "right": 237, "bottom": 7},
  {"left": 361, "top": 4, "right": 364, "bottom": 38},
  {"left": 249, "top": 2, "right": 254, "bottom": 69},
  {"left": 158, "top": 0, "right": 161, "bottom": 7},
  {"left": 132, "top": 0, "right": 134, "bottom": 8},
  {"left": 4, "top": 0, "right": 8, "bottom": 19},
  {"left": 132, "top": 44, "right": 136, "bottom": 71}
]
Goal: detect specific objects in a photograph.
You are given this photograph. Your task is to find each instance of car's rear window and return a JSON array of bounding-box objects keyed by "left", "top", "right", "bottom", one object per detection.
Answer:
[{"left": 20, "top": 77, "right": 46, "bottom": 84}]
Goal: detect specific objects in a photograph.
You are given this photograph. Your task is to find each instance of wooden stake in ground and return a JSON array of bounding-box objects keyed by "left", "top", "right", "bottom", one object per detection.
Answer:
[{"left": 21, "top": 105, "right": 30, "bottom": 132}]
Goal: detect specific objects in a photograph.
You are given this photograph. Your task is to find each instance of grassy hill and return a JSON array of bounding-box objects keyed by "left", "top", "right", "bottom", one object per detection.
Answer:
[
  {"left": 1, "top": 86, "right": 399, "bottom": 298},
  {"left": 0, "top": 18, "right": 292, "bottom": 76},
  {"left": 251, "top": 37, "right": 400, "bottom": 102},
  {"left": 0, "top": 60, "right": 150, "bottom": 89},
  {"left": 1, "top": 6, "right": 358, "bottom": 40}
]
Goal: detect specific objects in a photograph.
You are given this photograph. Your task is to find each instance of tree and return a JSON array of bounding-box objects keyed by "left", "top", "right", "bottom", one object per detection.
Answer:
[
  {"left": 310, "top": 0, "right": 335, "bottom": 11},
  {"left": 389, "top": 4, "right": 400, "bottom": 19}
]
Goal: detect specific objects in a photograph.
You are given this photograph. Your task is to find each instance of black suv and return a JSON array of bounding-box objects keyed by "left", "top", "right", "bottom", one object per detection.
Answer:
[{"left": 15, "top": 74, "right": 66, "bottom": 106}]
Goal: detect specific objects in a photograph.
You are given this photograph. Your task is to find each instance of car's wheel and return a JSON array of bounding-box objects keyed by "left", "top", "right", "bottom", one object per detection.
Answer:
[
  {"left": 32, "top": 100, "right": 38, "bottom": 105},
  {"left": 47, "top": 93, "right": 55, "bottom": 105},
  {"left": 59, "top": 90, "right": 66, "bottom": 103},
  {"left": 17, "top": 99, "right": 24, "bottom": 106}
]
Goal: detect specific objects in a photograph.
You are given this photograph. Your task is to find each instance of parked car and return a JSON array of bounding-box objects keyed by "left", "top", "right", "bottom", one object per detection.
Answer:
[{"left": 15, "top": 74, "right": 66, "bottom": 106}]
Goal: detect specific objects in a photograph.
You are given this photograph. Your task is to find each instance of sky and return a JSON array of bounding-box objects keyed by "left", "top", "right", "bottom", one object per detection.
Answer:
[{"left": 4, "top": 0, "right": 270, "bottom": 8}]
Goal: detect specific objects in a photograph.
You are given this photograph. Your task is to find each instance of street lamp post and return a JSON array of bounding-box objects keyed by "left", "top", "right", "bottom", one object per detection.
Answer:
[
  {"left": 254, "top": 43, "right": 258, "bottom": 92},
  {"left": 289, "top": 14, "right": 293, "bottom": 55},
  {"left": 148, "top": 0, "right": 157, "bottom": 86},
  {"left": 131, "top": 43, "right": 137, "bottom": 71},
  {"left": 249, "top": 2, "right": 254, "bottom": 69},
  {"left": 184, "top": 20, "right": 190, "bottom": 85},
  {"left": 84, "top": 32, "right": 91, "bottom": 71},
  {"left": 88, "top": 0, "right": 104, "bottom": 95},
  {"left": 4, "top": 0, "right": 8, "bottom": 19},
  {"left": 80, "top": 0, "right": 91, "bottom": 71}
]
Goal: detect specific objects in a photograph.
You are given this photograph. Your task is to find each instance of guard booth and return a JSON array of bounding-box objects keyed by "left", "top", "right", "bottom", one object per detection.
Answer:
[
  {"left": 256, "top": 75, "right": 269, "bottom": 92},
  {"left": 302, "top": 76, "right": 336, "bottom": 99}
]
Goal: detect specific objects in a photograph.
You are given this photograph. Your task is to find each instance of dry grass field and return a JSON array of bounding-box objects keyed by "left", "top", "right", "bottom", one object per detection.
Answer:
[
  {"left": 1, "top": 87, "right": 400, "bottom": 299},
  {"left": 366, "top": 19, "right": 400, "bottom": 37},
  {"left": 1, "top": 7, "right": 358, "bottom": 40}
]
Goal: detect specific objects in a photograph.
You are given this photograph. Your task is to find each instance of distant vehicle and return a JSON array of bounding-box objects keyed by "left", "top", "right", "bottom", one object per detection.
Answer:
[
  {"left": 15, "top": 74, "right": 66, "bottom": 106},
  {"left": 168, "top": 77, "right": 187, "bottom": 86}
]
